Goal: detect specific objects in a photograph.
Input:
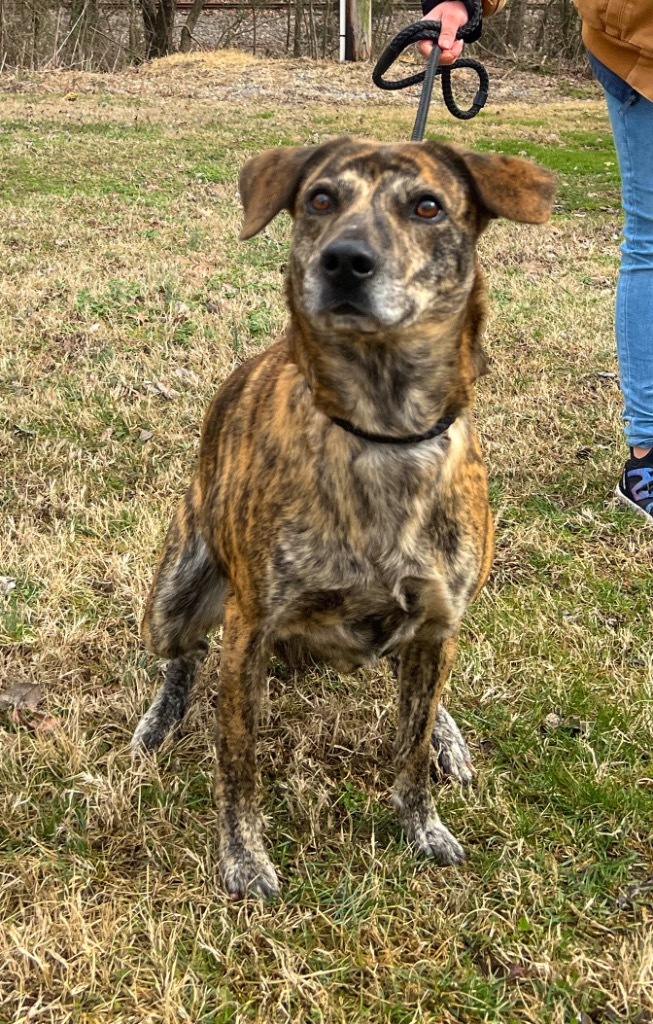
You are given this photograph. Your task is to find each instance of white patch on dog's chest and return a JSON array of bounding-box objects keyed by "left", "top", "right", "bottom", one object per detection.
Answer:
[{"left": 273, "top": 434, "right": 472, "bottom": 664}]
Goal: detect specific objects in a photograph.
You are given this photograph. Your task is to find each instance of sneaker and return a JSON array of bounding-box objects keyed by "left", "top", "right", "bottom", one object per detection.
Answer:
[{"left": 616, "top": 450, "right": 653, "bottom": 523}]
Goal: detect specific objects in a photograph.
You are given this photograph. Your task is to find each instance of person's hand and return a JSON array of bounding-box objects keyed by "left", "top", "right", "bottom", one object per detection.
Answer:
[{"left": 418, "top": 1, "right": 468, "bottom": 63}]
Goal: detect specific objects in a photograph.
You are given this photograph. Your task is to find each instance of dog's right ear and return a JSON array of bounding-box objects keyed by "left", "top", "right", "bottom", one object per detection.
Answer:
[
  {"left": 239, "top": 139, "right": 350, "bottom": 240},
  {"left": 457, "top": 149, "right": 556, "bottom": 226}
]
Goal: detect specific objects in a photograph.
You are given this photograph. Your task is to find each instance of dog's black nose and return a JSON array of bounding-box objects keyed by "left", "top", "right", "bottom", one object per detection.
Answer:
[{"left": 320, "top": 240, "right": 377, "bottom": 286}]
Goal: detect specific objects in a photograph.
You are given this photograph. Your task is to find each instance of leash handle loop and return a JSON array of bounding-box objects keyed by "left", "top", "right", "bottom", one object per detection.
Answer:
[
  {"left": 372, "top": 14, "right": 489, "bottom": 133},
  {"left": 372, "top": 20, "right": 444, "bottom": 92}
]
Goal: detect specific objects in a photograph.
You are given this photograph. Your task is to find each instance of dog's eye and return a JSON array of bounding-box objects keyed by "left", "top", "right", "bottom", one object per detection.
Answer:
[
  {"left": 308, "top": 191, "right": 334, "bottom": 214},
  {"left": 414, "top": 196, "right": 442, "bottom": 220}
]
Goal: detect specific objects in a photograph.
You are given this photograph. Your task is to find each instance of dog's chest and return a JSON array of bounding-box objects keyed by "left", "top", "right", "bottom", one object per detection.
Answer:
[
  {"left": 272, "top": 445, "right": 468, "bottom": 666},
  {"left": 274, "top": 549, "right": 453, "bottom": 669}
]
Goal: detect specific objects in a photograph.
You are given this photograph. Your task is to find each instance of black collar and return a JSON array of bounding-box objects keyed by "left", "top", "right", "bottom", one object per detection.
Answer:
[{"left": 330, "top": 412, "right": 457, "bottom": 446}]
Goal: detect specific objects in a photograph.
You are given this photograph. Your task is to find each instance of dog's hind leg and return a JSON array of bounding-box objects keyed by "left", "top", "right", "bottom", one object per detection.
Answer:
[
  {"left": 431, "top": 704, "right": 474, "bottom": 785},
  {"left": 132, "top": 643, "right": 210, "bottom": 755},
  {"left": 132, "top": 480, "right": 226, "bottom": 755}
]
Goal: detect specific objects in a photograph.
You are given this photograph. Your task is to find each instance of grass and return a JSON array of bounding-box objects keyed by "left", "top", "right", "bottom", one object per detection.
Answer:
[{"left": 0, "top": 55, "right": 652, "bottom": 1024}]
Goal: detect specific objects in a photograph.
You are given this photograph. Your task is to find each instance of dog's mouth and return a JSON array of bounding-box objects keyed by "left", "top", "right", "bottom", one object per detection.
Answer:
[
  {"left": 328, "top": 299, "right": 370, "bottom": 317},
  {"left": 306, "top": 289, "right": 416, "bottom": 332}
]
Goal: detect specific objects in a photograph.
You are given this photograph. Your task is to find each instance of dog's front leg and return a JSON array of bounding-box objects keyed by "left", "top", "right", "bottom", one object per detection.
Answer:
[
  {"left": 215, "top": 598, "right": 278, "bottom": 899},
  {"left": 392, "top": 629, "right": 466, "bottom": 866}
]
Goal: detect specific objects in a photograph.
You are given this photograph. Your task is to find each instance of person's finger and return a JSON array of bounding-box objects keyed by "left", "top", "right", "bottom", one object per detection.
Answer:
[
  {"left": 419, "top": 3, "right": 468, "bottom": 60},
  {"left": 439, "top": 40, "right": 464, "bottom": 64},
  {"left": 417, "top": 17, "right": 460, "bottom": 58},
  {"left": 417, "top": 35, "right": 464, "bottom": 61},
  {"left": 438, "top": 16, "right": 458, "bottom": 51},
  {"left": 440, "top": 8, "right": 468, "bottom": 43}
]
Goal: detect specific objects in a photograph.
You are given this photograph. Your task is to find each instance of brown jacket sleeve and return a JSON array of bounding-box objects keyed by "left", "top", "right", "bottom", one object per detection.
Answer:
[
  {"left": 420, "top": 0, "right": 508, "bottom": 19},
  {"left": 573, "top": 0, "right": 653, "bottom": 103},
  {"left": 483, "top": 0, "right": 508, "bottom": 14}
]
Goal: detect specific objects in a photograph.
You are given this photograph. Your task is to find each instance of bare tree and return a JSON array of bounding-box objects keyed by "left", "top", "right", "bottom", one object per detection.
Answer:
[
  {"left": 0, "top": 0, "right": 587, "bottom": 71},
  {"left": 127, "top": 0, "right": 142, "bottom": 60},
  {"left": 65, "top": 0, "right": 99, "bottom": 66},
  {"left": 505, "top": 0, "right": 526, "bottom": 51},
  {"left": 138, "top": 0, "right": 176, "bottom": 59},
  {"left": 0, "top": 0, "right": 5, "bottom": 68},
  {"left": 293, "top": 0, "right": 303, "bottom": 57},
  {"left": 179, "top": 0, "right": 206, "bottom": 52}
]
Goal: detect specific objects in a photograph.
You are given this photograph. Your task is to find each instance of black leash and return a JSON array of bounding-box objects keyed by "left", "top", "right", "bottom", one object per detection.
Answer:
[{"left": 372, "top": 8, "right": 489, "bottom": 140}]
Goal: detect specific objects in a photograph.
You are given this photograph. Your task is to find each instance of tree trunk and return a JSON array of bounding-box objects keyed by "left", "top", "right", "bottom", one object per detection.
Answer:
[
  {"left": 344, "top": 0, "right": 371, "bottom": 61},
  {"left": 128, "top": 0, "right": 141, "bottom": 61},
  {"left": 31, "top": 2, "right": 41, "bottom": 69},
  {"left": 558, "top": 0, "right": 581, "bottom": 60},
  {"left": 66, "top": 0, "right": 98, "bottom": 66},
  {"left": 138, "top": 0, "right": 175, "bottom": 60},
  {"left": 179, "top": 0, "right": 205, "bottom": 53},
  {"left": 505, "top": 0, "right": 526, "bottom": 51},
  {"left": 0, "top": 0, "right": 5, "bottom": 68},
  {"left": 321, "top": 0, "right": 330, "bottom": 58},
  {"left": 307, "top": 0, "right": 317, "bottom": 58},
  {"left": 293, "top": 0, "right": 303, "bottom": 57}
]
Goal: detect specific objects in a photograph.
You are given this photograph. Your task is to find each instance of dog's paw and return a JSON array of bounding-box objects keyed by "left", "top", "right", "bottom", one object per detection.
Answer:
[
  {"left": 220, "top": 846, "right": 280, "bottom": 900},
  {"left": 131, "top": 684, "right": 188, "bottom": 756},
  {"left": 410, "top": 815, "right": 466, "bottom": 866},
  {"left": 393, "top": 792, "right": 466, "bottom": 866},
  {"left": 431, "top": 705, "right": 474, "bottom": 785}
]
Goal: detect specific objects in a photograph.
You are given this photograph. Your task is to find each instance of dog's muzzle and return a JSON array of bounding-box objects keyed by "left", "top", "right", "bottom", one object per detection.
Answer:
[{"left": 318, "top": 239, "right": 377, "bottom": 316}]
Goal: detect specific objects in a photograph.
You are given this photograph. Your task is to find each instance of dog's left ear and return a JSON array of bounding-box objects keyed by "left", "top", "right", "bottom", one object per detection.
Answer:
[
  {"left": 239, "top": 138, "right": 351, "bottom": 240},
  {"left": 454, "top": 148, "right": 556, "bottom": 226}
]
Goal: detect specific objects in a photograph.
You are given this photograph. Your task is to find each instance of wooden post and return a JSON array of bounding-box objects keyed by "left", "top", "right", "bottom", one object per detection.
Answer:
[{"left": 344, "top": 0, "right": 371, "bottom": 61}]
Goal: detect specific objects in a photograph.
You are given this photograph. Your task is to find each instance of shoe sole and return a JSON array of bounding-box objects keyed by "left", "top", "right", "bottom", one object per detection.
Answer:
[{"left": 615, "top": 483, "right": 653, "bottom": 525}]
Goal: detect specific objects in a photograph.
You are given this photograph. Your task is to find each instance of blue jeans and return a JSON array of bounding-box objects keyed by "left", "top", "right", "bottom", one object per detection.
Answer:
[{"left": 589, "top": 53, "right": 653, "bottom": 451}]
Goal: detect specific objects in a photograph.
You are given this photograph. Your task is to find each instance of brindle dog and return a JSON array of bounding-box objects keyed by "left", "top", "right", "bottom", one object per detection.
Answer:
[{"left": 132, "top": 138, "right": 555, "bottom": 898}]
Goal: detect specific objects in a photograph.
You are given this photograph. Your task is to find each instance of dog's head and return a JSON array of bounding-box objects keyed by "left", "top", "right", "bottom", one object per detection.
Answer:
[{"left": 239, "top": 137, "right": 555, "bottom": 337}]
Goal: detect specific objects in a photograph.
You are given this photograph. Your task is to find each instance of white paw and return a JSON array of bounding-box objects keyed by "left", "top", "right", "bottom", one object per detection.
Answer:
[
  {"left": 220, "top": 847, "right": 280, "bottom": 899},
  {"left": 431, "top": 704, "right": 474, "bottom": 785},
  {"left": 131, "top": 684, "right": 185, "bottom": 755},
  {"left": 410, "top": 815, "right": 466, "bottom": 865}
]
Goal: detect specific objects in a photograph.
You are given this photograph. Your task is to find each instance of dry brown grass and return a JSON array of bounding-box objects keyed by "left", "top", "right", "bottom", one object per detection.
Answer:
[
  {"left": 0, "top": 53, "right": 651, "bottom": 1024},
  {"left": 0, "top": 47, "right": 598, "bottom": 106}
]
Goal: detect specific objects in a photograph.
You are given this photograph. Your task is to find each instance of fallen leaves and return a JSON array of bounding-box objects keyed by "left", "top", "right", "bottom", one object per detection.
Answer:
[
  {"left": 617, "top": 879, "right": 653, "bottom": 911},
  {"left": 142, "top": 379, "right": 179, "bottom": 401},
  {"left": 0, "top": 682, "right": 62, "bottom": 736},
  {"left": 34, "top": 715, "right": 61, "bottom": 735},
  {"left": 542, "top": 711, "right": 561, "bottom": 732},
  {"left": 540, "top": 712, "right": 591, "bottom": 737},
  {"left": 0, "top": 577, "right": 16, "bottom": 596},
  {"left": 0, "top": 681, "right": 43, "bottom": 711}
]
